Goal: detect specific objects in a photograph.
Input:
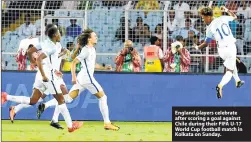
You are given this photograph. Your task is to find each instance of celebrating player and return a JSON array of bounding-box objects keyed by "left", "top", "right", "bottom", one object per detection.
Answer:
[
  {"left": 8, "top": 24, "right": 69, "bottom": 130},
  {"left": 37, "top": 28, "right": 120, "bottom": 131},
  {"left": 194, "top": 6, "right": 245, "bottom": 99},
  {"left": 2, "top": 26, "right": 83, "bottom": 132}
]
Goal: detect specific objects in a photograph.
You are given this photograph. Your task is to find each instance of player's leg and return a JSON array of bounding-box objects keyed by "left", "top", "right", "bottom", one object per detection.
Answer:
[
  {"left": 233, "top": 64, "right": 245, "bottom": 88},
  {"left": 9, "top": 97, "right": 44, "bottom": 123},
  {"left": 87, "top": 79, "right": 120, "bottom": 131},
  {"left": 217, "top": 48, "right": 237, "bottom": 99},
  {"left": 49, "top": 80, "right": 82, "bottom": 132}
]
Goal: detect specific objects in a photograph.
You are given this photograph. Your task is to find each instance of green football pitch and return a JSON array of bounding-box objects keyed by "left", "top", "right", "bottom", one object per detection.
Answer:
[{"left": 2, "top": 120, "right": 172, "bottom": 141}]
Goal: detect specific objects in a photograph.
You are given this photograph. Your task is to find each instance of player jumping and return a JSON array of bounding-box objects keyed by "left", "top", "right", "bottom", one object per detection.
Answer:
[
  {"left": 2, "top": 26, "right": 83, "bottom": 132},
  {"left": 37, "top": 29, "right": 120, "bottom": 131},
  {"left": 194, "top": 6, "right": 245, "bottom": 99}
]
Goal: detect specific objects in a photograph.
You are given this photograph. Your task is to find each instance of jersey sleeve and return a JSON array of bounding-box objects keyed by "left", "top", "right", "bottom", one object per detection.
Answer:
[
  {"left": 221, "top": 16, "right": 234, "bottom": 22},
  {"left": 76, "top": 47, "right": 89, "bottom": 61},
  {"left": 43, "top": 48, "right": 55, "bottom": 57},
  {"left": 35, "top": 43, "right": 42, "bottom": 50},
  {"left": 205, "top": 28, "right": 214, "bottom": 44}
]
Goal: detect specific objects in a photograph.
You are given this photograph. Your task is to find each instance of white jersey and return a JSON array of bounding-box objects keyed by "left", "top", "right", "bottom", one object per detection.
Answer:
[
  {"left": 76, "top": 46, "right": 96, "bottom": 84},
  {"left": 205, "top": 16, "right": 236, "bottom": 47},
  {"left": 35, "top": 39, "right": 58, "bottom": 81},
  {"left": 52, "top": 42, "right": 64, "bottom": 71}
]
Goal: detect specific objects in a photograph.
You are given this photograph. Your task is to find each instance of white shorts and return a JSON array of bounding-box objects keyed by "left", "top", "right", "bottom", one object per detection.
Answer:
[
  {"left": 43, "top": 77, "right": 66, "bottom": 95},
  {"left": 218, "top": 44, "right": 237, "bottom": 70},
  {"left": 33, "top": 79, "right": 62, "bottom": 95},
  {"left": 69, "top": 78, "right": 103, "bottom": 95}
]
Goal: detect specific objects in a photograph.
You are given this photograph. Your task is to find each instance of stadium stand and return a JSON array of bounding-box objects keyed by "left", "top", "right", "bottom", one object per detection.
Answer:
[{"left": 1, "top": 0, "right": 251, "bottom": 73}]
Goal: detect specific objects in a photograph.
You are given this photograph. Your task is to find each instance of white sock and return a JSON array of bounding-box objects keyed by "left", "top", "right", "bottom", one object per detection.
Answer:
[
  {"left": 99, "top": 95, "right": 111, "bottom": 123},
  {"left": 45, "top": 94, "right": 73, "bottom": 109},
  {"left": 219, "top": 71, "right": 233, "bottom": 87},
  {"left": 52, "top": 105, "right": 60, "bottom": 123},
  {"left": 64, "top": 94, "right": 73, "bottom": 103},
  {"left": 58, "top": 103, "right": 72, "bottom": 128},
  {"left": 233, "top": 65, "right": 240, "bottom": 82},
  {"left": 44, "top": 99, "right": 57, "bottom": 109},
  {"left": 7, "top": 95, "right": 30, "bottom": 104},
  {"left": 14, "top": 104, "right": 32, "bottom": 113}
]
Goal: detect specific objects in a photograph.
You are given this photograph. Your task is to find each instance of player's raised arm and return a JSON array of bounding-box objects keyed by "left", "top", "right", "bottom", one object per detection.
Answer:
[
  {"left": 36, "top": 52, "right": 48, "bottom": 82},
  {"left": 220, "top": 6, "right": 237, "bottom": 21},
  {"left": 71, "top": 58, "right": 80, "bottom": 84}
]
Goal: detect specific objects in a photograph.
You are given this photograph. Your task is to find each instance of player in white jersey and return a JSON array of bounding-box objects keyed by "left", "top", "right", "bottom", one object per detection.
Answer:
[
  {"left": 2, "top": 26, "right": 83, "bottom": 132},
  {"left": 37, "top": 29, "right": 119, "bottom": 131},
  {"left": 7, "top": 24, "right": 69, "bottom": 130},
  {"left": 7, "top": 24, "right": 55, "bottom": 123},
  {"left": 194, "top": 6, "right": 245, "bottom": 99}
]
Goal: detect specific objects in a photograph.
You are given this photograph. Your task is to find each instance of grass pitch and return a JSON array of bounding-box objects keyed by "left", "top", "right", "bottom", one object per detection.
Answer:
[{"left": 2, "top": 120, "right": 172, "bottom": 141}]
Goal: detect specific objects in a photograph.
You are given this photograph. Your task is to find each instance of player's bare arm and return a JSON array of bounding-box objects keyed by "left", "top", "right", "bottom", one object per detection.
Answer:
[
  {"left": 195, "top": 41, "right": 208, "bottom": 50},
  {"left": 58, "top": 48, "right": 68, "bottom": 58},
  {"left": 37, "top": 53, "right": 48, "bottom": 82},
  {"left": 71, "top": 58, "right": 80, "bottom": 84},
  {"left": 27, "top": 46, "right": 38, "bottom": 64},
  {"left": 220, "top": 6, "right": 237, "bottom": 21},
  {"left": 71, "top": 43, "right": 81, "bottom": 59}
]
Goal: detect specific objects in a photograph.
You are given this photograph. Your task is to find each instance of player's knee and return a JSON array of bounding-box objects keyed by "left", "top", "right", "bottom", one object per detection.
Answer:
[{"left": 95, "top": 91, "right": 105, "bottom": 99}]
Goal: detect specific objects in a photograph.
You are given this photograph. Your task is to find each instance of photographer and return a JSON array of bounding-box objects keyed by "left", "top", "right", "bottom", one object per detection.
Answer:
[
  {"left": 115, "top": 40, "right": 141, "bottom": 72},
  {"left": 163, "top": 35, "right": 191, "bottom": 72}
]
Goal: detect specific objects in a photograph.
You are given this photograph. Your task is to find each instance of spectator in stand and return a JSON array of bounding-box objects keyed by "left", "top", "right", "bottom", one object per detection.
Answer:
[
  {"left": 135, "top": 0, "right": 159, "bottom": 18},
  {"left": 18, "top": 14, "right": 36, "bottom": 38},
  {"left": 194, "top": 19, "right": 206, "bottom": 41},
  {"left": 62, "top": 42, "right": 75, "bottom": 71},
  {"left": 171, "top": 18, "right": 198, "bottom": 40},
  {"left": 236, "top": 14, "right": 245, "bottom": 55},
  {"left": 167, "top": 10, "right": 179, "bottom": 33},
  {"left": 66, "top": 19, "right": 82, "bottom": 38},
  {"left": 153, "top": 24, "right": 163, "bottom": 40},
  {"left": 115, "top": 40, "right": 141, "bottom": 72},
  {"left": 133, "top": 17, "right": 144, "bottom": 42},
  {"left": 140, "top": 24, "right": 152, "bottom": 45},
  {"left": 163, "top": 35, "right": 190, "bottom": 72},
  {"left": 237, "top": 0, "right": 251, "bottom": 19},
  {"left": 189, "top": 35, "right": 203, "bottom": 73},
  {"left": 173, "top": 1, "right": 190, "bottom": 27},
  {"left": 115, "top": 17, "right": 135, "bottom": 42},
  {"left": 52, "top": 19, "right": 66, "bottom": 36},
  {"left": 144, "top": 36, "right": 164, "bottom": 72}
]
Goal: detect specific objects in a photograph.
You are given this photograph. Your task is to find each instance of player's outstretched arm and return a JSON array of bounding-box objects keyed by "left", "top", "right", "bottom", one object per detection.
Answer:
[
  {"left": 71, "top": 58, "right": 80, "bottom": 84},
  {"left": 220, "top": 6, "right": 237, "bottom": 21},
  {"left": 194, "top": 41, "right": 208, "bottom": 50},
  {"left": 37, "top": 53, "right": 48, "bottom": 81}
]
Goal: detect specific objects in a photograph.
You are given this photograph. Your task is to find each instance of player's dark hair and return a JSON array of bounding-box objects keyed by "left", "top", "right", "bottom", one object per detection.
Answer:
[
  {"left": 45, "top": 24, "right": 56, "bottom": 35},
  {"left": 77, "top": 28, "right": 94, "bottom": 47},
  {"left": 176, "top": 35, "right": 184, "bottom": 42},
  {"left": 200, "top": 7, "right": 213, "bottom": 16},
  {"left": 47, "top": 26, "right": 58, "bottom": 39},
  {"left": 150, "top": 36, "right": 159, "bottom": 45}
]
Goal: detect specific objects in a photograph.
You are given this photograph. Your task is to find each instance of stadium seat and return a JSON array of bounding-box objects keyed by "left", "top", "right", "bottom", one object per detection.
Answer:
[
  {"left": 218, "top": 66, "right": 224, "bottom": 73},
  {"left": 69, "top": 11, "right": 84, "bottom": 17}
]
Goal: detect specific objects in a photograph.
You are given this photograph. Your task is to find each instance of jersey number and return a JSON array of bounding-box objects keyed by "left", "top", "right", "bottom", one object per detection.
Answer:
[{"left": 216, "top": 23, "right": 230, "bottom": 39}]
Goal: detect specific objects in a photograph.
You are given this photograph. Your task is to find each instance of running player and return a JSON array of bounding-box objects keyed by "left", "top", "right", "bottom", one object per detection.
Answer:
[
  {"left": 194, "top": 6, "right": 245, "bottom": 99},
  {"left": 8, "top": 24, "right": 69, "bottom": 129},
  {"left": 2, "top": 26, "right": 83, "bottom": 132},
  {"left": 7, "top": 24, "right": 55, "bottom": 123},
  {"left": 37, "top": 29, "right": 119, "bottom": 131}
]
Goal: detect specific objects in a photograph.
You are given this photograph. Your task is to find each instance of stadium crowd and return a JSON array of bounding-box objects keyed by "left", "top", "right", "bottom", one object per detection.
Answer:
[{"left": 1, "top": 0, "right": 251, "bottom": 73}]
